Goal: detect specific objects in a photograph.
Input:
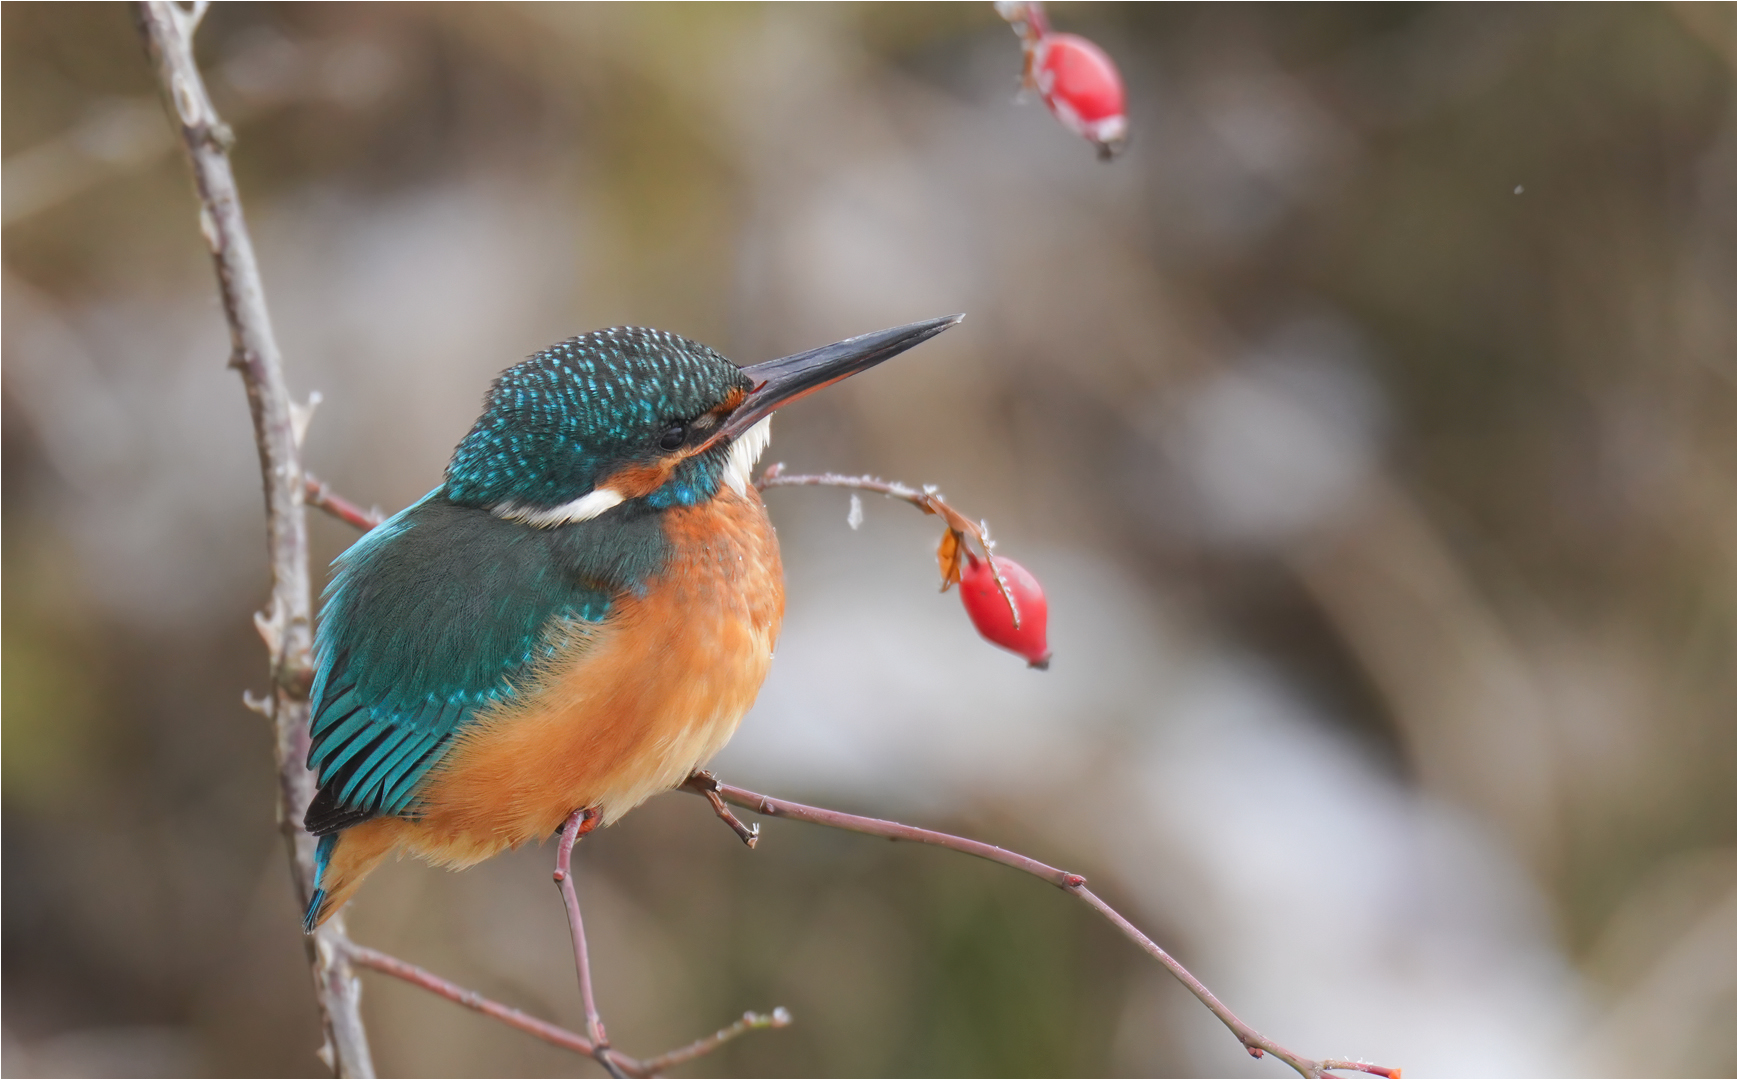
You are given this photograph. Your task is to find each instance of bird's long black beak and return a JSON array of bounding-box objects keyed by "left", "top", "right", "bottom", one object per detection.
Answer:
[{"left": 717, "top": 314, "right": 964, "bottom": 442}]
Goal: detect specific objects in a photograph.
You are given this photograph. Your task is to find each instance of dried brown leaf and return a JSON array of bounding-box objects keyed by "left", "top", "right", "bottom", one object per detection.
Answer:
[{"left": 937, "top": 528, "right": 965, "bottom": 591}]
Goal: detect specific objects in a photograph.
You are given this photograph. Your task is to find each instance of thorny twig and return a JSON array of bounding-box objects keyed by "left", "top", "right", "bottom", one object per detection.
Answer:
[
  {"left": 134, "top": 4, "right": 373, "bottom": 1075},
  {"left": 756, "top": 464, "right": 1024, "bottom": 628},
  {"left": 304, "top": 477, "right": 1400, "bottom": 1078}
]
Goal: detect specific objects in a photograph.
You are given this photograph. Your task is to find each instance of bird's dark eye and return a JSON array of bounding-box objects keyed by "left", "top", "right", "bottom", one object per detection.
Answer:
[{"left": 658, "top": 423, "right": 687, "bottom": 451}]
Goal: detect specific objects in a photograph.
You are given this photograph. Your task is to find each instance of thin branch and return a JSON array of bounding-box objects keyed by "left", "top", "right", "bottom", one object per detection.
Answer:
[
  {"left": 694, "top": 780, "right": 1401, "bottom": 1080},
  {"left": 702, "top": 779, "right": 1083, "bottom": 888},
  {"left": 306, "top": 473, "right": 384, "bottom": 531},
  {"left": 1317, "top": 1061, "right": 1402, "bottom": 1078},
  {"left": 343, "top": 941, "right": 788, "bottom": 1078},
  {"left": 634, "top": 1008, "right": 792, "bottom": 1076},
  {"left": 555, "top": 809, "right": 624, "bottom": 1077},
  {"left": 1068, "top": 890, "right": 1397, "bottom": 1079},
  {"left": 680, "top": 771, "right": 760, "bottom": 848},
  {"left": 343, "top": 942, "right": 600, "bottom": 1058},
  {"left": 756, "top": 464, "right": 1024, "bottom": 629},
  {"left": 133, "top": 5, "right": 372, "bottom": 1075}
]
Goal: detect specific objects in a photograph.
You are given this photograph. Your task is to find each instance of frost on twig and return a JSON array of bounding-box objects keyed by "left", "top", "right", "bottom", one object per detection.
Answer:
[{"left": 756, "top": 465, "right": 1024, "bottom": 628}]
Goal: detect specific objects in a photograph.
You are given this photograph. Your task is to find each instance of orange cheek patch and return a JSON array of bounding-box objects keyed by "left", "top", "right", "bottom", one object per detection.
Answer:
[{"left": 598, "top": 461, "right": 676, "bottom": 499}]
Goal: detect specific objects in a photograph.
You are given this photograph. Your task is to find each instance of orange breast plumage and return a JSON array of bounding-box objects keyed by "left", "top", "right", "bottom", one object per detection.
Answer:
[{"left": 351, "top": 486, "right": 783, "bottom": 877}]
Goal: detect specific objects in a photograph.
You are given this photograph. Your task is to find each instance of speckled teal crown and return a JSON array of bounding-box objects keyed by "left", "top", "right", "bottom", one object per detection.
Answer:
[{"left": 444, "top": 327, "right": 752, "bottom": 510}]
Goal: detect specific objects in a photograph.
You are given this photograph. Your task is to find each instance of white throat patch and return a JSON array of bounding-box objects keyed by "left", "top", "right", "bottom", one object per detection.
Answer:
[{"left": 722, "top": 417, "right": 772, "bottom": 497}]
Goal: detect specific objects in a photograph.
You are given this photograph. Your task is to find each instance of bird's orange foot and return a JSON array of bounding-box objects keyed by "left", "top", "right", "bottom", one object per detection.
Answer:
[
  {"left": 573, "top": 806, "right": 603, "bottom": 839},
  {"left": 553, "top": 807, "right": 602, "bottom": 885},
  {"left": 551, "top": 806, "right": 603, "bottom": 843},
  {"left": 682, "top": 771, "right": 760, "bottom": 848}
]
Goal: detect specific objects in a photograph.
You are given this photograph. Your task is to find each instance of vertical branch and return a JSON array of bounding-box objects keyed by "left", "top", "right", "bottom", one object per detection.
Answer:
[
  {"left": 555, "top": 808, "right": 628, "bottom": 1078},
  {"left": 133, "top": 4, "right": 373, "bottom": 1076}
]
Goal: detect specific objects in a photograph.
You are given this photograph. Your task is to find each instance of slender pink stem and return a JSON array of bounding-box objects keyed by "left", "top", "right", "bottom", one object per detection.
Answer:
[
  {"left": 680, "top": 772, "right": 760, "bottom": 847},
  {"left": 343, "top": 942, "right": 602, "bottom": 1058},
  {"left": 636, "top": 1008, "right": 792, "bottom": 1076},
  {"left": 709, "top": 781, "right": 1083, "bottom": 888},
  {"left": 1319, "top": 1061, "right": 1403, "bottom": 1079},
  {"left": 700, "top": 781, "right": 1401, "bottom": 1080},
  {"left": 556, "top": 808, "right": 621, "bottom": 1076},
  {"left": 306, "top": 474, "right": 384, "bottom": 531},
  {"left": 343, "top": 939, "right": 790, "bottom": 1078}
]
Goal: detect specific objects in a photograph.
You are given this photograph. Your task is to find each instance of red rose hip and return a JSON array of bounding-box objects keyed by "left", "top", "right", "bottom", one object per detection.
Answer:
[
  {"left": 959, "top": 550, "right": 1052, "bottom": 669},
  {"left": 1033, "top": 32, "right": 1127, "bottom": 157}
]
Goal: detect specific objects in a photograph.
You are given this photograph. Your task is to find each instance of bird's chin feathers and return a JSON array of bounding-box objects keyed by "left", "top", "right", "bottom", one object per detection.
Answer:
[{"left": 722, "top": 417, "right": 772, "bottom": 498}]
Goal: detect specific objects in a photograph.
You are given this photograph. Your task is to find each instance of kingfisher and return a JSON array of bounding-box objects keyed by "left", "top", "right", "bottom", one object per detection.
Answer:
[{"left": 301, "top": 315, "right": 961, "bottom": 930}]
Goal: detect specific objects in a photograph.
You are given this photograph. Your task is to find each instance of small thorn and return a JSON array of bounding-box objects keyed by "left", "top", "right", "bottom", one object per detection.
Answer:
[
  {"left": 688, "top": 771, "right": 760, "bottom": 847},
  {"left": 755, "top": 461, "right": 785, "bottom": 489},
  {"left": 290, "top": 391, "right": 322, "bottom": 449},
  {"left": 253, "top": 610, "right": 280, "bottom": 653}
]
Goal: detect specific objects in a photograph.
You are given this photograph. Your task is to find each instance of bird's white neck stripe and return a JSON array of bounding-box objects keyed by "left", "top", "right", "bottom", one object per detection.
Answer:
[
  {"left": 492, "top": 417, "right": 770, "bottom": 526},
  {"left": 494, "top": 486, "right": 625, "bottom": 527}
]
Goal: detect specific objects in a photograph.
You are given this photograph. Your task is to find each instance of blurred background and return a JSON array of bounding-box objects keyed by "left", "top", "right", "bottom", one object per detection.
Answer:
[{"left": 3, "top": 3, "right": 1733, "bottom": 1077}]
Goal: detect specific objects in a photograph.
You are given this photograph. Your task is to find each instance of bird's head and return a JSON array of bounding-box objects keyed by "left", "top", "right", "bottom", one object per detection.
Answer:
[{"left": 444, "top": 315, "right": 961, "bottom": 525}]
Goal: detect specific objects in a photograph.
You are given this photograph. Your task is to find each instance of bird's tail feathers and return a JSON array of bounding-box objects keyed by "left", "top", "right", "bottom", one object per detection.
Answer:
[
  {"left": 302, "top": 833, "right": 339, "bottom": 933},
  {"left": 301, "top": 820, "right": 400, "bottom": 933}
]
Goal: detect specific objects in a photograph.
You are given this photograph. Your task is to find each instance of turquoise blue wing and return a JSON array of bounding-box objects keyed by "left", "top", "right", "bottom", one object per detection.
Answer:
[{"left": 303, "top": 492, "right": 614, "bottom": 835}]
